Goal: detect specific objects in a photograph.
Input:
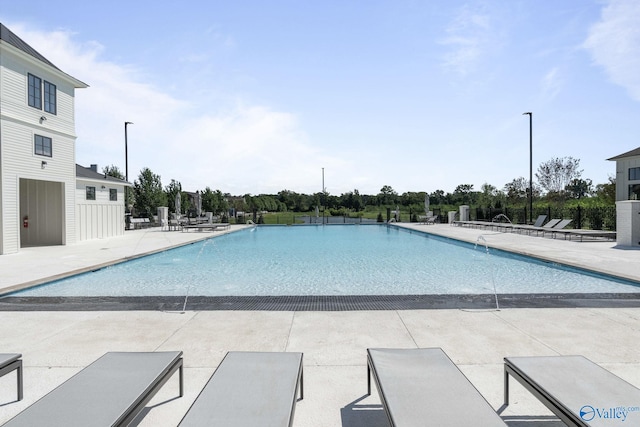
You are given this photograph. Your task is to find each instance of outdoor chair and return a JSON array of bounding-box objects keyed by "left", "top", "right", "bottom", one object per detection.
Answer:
[
  {"left": 513, "top": 218, "right": 561, "bottom": 235},
  {"left": 0, "top": 353, "right": 22, "bottom": 402},
  {"left": 3, "top": 351, "right": 183, "bottom": 427},
  {"left": 419, "top": 215, "right": 437, "bottom": 225},
  {"left": 178, "top": 351, "right": 303, "bottom": 427},
  {"left": 504, "top": 355, "right": 640, "bottom": 426},
  {"left": 542, "top": 219, "right": 573, "bottom": 238},
  {"left": 532, "top": 214, "right": 547, "bottom": 227},
  {"left": 366, "top": 348, "right": 507, "bottom": 426}
]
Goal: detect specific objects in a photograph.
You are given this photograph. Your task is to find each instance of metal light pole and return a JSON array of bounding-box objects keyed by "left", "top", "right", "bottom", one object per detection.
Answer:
[
  {"left": 124, "top": 121, "right": 133, "bottom": 223},
  {"left": 124, "top": 121, "right": 133, "bottom": 182},
  {"left": 522, "top": 112, "right": 533, "bottom": 224},
  {"left": 322, "top": 167, "right": 325, "bottom": 225}
]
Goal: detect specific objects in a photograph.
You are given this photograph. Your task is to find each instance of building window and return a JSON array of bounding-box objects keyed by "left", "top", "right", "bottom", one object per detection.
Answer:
[
  {"left": 28, "top": 74, "right": 42, "bottom": 109},
  {"left": 34, "top": 135, "right": 52, "bottom": 157},
  {"left": 109, "top": 189, "right": 118, "bottom": 201},
  {"left": 86, "top": 186, "right": 96, "bottom": 200},
  {"left": 28, "top": 73, "right": 57, "bottom": 115},
  {"left": 629, "top": 167, "right": 640, "bottom": 181},
  {"left": 629, "top": 184, "right": 640, "bottom": 200},
  {"left": 44, "top": 81, "right": 57, "bottom": 114}
]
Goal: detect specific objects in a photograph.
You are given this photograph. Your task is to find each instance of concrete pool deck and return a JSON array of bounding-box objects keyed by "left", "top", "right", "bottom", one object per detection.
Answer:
[{"left": 1, "top": 224, "right": 639, "bottom": 426}]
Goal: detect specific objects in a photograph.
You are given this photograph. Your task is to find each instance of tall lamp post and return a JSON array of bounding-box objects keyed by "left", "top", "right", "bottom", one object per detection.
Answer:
[
  {"left": 522, "top": 112, "right": 533, "bottom": 224},
  {"left": 124, "top": 121, "right": 133, "bottom": 221},
  {"left": 124, "top": 121, "right": 134, "bottom": 182},
  {"left": 321, "top": 167, "right": 325, "bottom": 225}
]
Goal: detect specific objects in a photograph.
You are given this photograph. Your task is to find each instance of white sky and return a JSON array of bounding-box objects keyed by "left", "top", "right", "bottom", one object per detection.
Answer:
[{"left": 2, "top": 0, "right": 639, "bottom": 196}]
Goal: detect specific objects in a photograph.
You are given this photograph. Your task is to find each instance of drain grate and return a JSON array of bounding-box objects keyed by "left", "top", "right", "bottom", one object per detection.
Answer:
[{"left": 1, "top": 293, "right": 640, "bottom": 311}]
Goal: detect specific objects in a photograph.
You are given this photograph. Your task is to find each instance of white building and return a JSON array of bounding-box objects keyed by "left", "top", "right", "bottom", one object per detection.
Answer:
[
  {"left": 607, "top": 147, "right": 640, "bottom": 201},
  {"left": 1, "top": 23, "right": 97, "bottom": 254},
  {"left": 76, "top": 164, "right": 129, "bottom": 242}
]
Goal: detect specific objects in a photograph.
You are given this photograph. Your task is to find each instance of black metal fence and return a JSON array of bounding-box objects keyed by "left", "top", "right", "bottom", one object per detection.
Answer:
[
  {"left": 294, "top": 216, "right": 379, "bottom": 224},
  {"left": 473, "top": 206, "right": 616, "bottom": 230}
]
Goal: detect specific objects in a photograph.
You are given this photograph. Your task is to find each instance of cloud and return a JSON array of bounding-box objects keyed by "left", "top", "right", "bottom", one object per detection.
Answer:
[
  {"left": 8, "top": 22, "right": 338, "bottom": 195},
  {"left": 583, "top": 0, "right": 640, "bottom": 101},
  {"left": 439, "top": 4, "right": 494, "bottom": 76}
]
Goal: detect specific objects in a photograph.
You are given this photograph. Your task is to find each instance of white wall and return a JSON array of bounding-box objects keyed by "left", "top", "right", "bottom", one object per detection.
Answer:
[
  {"left": 1, "top": 35, "right": 84, "bottom": 254},
  {"left": 615, "top": 156, "right": 640, "bottom": 201},
  {"left": 75, "top": 179, "right": 126, "bottom": 241}
]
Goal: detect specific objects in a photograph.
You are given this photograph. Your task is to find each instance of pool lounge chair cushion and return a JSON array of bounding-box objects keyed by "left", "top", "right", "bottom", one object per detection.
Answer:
[
  {"left": 3, "top": 351, "right": 183, "bottom": 427},
  {"left": 178, "top": 351, "right": 303, "bottom": 427},
  {"left": 532, "top": 214, "right": 547, "bottom": 227},
  {"left": 504, "top": 355, "right": 640, "bottom": 426},
  {"left": 367, "top": 348, "right": 507, "bottom": 426}
]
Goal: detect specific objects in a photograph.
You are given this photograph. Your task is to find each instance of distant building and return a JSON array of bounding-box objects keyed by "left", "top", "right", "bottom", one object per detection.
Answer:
[{"left": 607, "top": 147, "right": 640, "bottom": 201}]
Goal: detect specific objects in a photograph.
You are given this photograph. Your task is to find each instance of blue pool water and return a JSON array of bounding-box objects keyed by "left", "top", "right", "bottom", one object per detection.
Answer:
[{"left": 13, "top": 225, "right": 640, "bottom": 296}]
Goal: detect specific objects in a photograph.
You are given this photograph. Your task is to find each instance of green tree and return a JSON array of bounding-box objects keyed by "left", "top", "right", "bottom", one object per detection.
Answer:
[
  {"left": 164, "top": 179, "right": 182, "bottom": 214},
  {"left": 277, "top": 189, "right": 311, "bottom": 212},
  {"left": 340, "top": 190, "right": 364, "bottom": 211},
  {"left": 504, "top": 177, "right": 528, "bottom": 203},
  {"left": 452, "top": 184, "right": 476, "bottom": 205},
  {"left": 377, "top": 185, "right": 398, "bottom": 205},
  {"left": 133, "top": 167, "right": 166, "bottom": 219},
  {"left": 400, "top": 191, "right": 424, "bottom": 206},
  {"left": 565, "top": 178, "right": 593, "bottom": 199},
  {"left": 595, "top": 176, "right": 616, "bottom": 205},
  {"left": 477, "top": 183, "right": 503, "bottom": 208},
  {"left": 429, "top": 190, "right": 448, "bottom": 205},
  {"left": 102, "top": 165, "right": 125, "bottom": 180}
]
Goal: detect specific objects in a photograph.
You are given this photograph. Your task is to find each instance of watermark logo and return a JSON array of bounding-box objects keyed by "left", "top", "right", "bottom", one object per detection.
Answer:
[
  {"left": 580, "top": 404, "right": 640, "bottom": 422},
  {"left": 580, "top": 405, "right": 596, "bottom": 421}
]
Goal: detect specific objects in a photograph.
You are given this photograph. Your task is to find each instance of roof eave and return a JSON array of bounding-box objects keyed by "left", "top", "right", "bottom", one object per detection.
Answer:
[{"left": 0, "top": 40, "right": 89, "bottom": 89}]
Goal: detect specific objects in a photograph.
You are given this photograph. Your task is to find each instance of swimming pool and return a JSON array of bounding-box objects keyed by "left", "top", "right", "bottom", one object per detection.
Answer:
[{"left": 11, "top": 225, "right": 640, "bottom": 297}]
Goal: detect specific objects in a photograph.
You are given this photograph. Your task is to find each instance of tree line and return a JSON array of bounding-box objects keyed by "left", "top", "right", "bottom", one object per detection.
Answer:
[{"left": 103, "top": 156, "right": 615, "bottom": 220}]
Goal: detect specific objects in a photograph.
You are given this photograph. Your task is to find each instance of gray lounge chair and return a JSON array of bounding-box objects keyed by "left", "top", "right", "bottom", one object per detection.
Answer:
[
  {"left": 367, "top": 348, "right": 507, "bottom": 426},
  {"left": 551, "top": 228, "right": 617, "bottom": 241},
  {"left": 543, "top": 219, "right": 573, "bottom": 238},
  {"left": 3, "top": 351, "right": 183, "bottom": 427},
  {"left": 512, "top": 218, "right": 561, "bottom": 235},
  {"left": 178, "top": 351, "right": 303, "bottom": 427},
  {"left": 493, "top": 214, "right": 548, "bottom": 233},
  {"left": 504, "top": 355, "right": 640, "bottom": 426},
  {"left": 0, "top": 353, "right": 22, "bottom": 402}
]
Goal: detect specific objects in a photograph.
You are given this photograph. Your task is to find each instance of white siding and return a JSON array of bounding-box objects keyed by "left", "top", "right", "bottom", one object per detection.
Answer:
[
  {"left": 1, "top": 38, "right": 84, "bottom": 254},
  {"left": 615, "top": 156, "right": 640, "bottom": 201},
  {"left": 75, "top": 179, "right": 126, "bottom": 241}
]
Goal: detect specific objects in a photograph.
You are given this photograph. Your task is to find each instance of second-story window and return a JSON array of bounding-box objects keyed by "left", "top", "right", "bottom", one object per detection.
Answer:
[
  {"left": 109, "top": 189, "right": 118, "bottom": 201},
  {"left": 28, "top": 73, "right": 57, "bottom": 115},
  {"left": 28, "top": 74, "right": 42, "bottom": 109},
  {"left": 629, "top": 167, "right": 640, "bottom": 181},
  {"left": 34, "top": 134, "right": 52, "bottom": 157},
  {"left": 44, "top": 81, "right": 57, "bottom": 114}
]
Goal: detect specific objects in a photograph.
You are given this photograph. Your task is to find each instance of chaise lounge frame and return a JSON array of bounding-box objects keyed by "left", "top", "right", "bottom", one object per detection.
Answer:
[
  {"left": 3, "top": 351, "right": 183, "bottom": 427},
  {"left": 0, "top": 353, "right": 22, "bottom": 402},
  {"left": 504, "top": 355, "right": 640, "bottom": 427},
  {"left": 367, "top": 348, "right": 507, "bottom": 426}
]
